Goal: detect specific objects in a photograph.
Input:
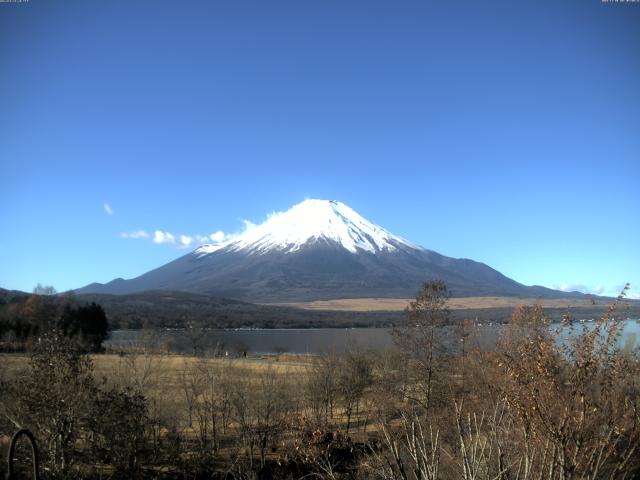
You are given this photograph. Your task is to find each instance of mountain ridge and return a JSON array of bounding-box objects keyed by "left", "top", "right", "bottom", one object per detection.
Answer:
[{"left": 76, "top": 199, "right": 587, "bottom": 302}]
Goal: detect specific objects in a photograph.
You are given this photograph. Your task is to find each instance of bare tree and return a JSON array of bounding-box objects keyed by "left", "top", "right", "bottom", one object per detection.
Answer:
[
  {"left": 32, "top": 283, "right": 57, "bottom": 296},
  {"left": 182, "top": 320, "right": 206, "bottom": 356},
  {"left": 337, "top": 349, "right": 374, "bottom": 433},
  {"left": 190, "top": 357, "right": 228, "bottom": 453},
  {"left": 393, "top": 280, "right": 450, "bottom": 411},
  {"left": 179, "top": 359, "right": 204, "bottom": 430},
  {"left": 228, "top": 365, "right": 292, "bottom": 469},
  {"left": 307, "top": 352, "right": 340, "bottom": 425},
  {"left": 365, "top": 409, "right": 441, "bottom": 480}
]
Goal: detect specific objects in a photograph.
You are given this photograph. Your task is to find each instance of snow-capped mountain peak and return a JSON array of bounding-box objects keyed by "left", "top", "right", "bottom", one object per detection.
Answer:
[
  {"left": 79, "top": 199, "right": 555, "bottom": 301},
  {"left": 194, "top": 199, "right": 416, "bottom": 256}
]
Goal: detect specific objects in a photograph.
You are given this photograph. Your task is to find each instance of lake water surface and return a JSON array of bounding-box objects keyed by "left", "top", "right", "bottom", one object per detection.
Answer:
[{"left": 105, "top": 319, "right": 640, "bottom": 355}]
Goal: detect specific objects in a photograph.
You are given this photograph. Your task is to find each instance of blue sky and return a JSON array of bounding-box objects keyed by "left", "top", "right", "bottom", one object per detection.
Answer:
[{"left": 1, "top": 0, "right": 638, "bottom": 298}]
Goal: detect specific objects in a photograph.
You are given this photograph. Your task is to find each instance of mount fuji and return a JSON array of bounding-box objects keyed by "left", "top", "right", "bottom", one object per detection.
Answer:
[{"left": 78, "top": 199, "right": 568, "bottom": 301}]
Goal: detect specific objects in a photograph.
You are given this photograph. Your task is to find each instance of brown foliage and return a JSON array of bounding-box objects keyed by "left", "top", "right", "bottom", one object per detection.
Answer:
[{"left": 495, "top": 288, "right": 640, "bottom": 479}]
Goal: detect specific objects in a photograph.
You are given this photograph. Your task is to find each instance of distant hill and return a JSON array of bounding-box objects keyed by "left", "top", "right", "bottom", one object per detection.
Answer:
[
  {"left": 56, "top": 290, "right": 640, "bottom": 329},
  {"left": 2, "top": 288, "right": 638, "bottom": 330},
  {"left": 0, "top": 288, "right": 29, "bottom": 302},
  {"left": 74, "top": 290, "right": 402, "bottom": 329}
]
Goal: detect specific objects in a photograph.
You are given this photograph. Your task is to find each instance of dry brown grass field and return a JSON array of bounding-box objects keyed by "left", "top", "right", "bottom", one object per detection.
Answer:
[
  {"left": 269, "top": 295, "right": 606, "bottom": 311},
  {"left": 0, "top": 352, "right": 314, "bottom": 391}
]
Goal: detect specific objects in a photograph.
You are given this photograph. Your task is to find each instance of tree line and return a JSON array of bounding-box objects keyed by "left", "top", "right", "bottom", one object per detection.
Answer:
[{"left": 0, "top": 286, "right": 109, "bottom": 352}]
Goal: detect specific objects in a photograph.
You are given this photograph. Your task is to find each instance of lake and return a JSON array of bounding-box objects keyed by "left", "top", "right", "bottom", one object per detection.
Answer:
[{"left": 105, "top": 319, "right": 640, "bottom": 355}]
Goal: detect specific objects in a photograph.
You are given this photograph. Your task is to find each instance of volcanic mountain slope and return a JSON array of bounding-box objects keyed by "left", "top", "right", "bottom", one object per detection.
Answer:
[{"left": 78, "top": 199, "right": 573, "bottom": 302}]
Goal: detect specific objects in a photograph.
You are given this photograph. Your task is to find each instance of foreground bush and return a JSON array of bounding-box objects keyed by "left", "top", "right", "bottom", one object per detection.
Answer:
[{"left": 367, "top": 286, "right": 640, "bottom": 480}]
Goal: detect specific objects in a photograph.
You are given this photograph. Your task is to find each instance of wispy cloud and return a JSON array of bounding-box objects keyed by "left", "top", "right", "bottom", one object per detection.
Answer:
[
  {"left": 121, "top": 230, "right": 150, "bottom": 239},
  {"left": 555, "top": 283, "right": 606, "bottom": 295},
  {"left": 242, "top": 219, "right": 257, "bottom": 230},
  {"left": 121, "top": 221, "right": 253, "bottom": 250},
  {"left": 209, "top": 230, "right": 227, "bottom": 243},
  {"left": 627, "top": 290, "right": 640, "bottom": 300},
  {"left": 121, "top": 229, "right": 234, "bottom": 248},
  {"left": 616, "top": 284, "right": 640, "bottom": 300},
  {"left": 153, "top": 231, "right": 176, "bottom": 245},
  {"left": 103, "top": 203, "right": 114, "bottom": 216},
  {"left": 552, "top": 282, "right": 640, "bottom": 299},
  {"left": 553, "top": 283, "right": 590, "bottom": 294},
  {"left": 179, "top": 235, "right": 193, "bottom": 248}
]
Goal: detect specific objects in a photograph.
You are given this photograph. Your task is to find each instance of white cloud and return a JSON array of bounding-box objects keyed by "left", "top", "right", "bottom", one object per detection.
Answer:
[
  {"left": 242, "top": 219, "right": 257, "bottom": 231},
  {"left": 554, "top": 283, "right": 589, "bottom": 294},
  {"left": 210, "top": 230, "right": 227, "bottom": 243},
  {"left": 615, "top": 284, "right": 640, "bottom": 300},
  {"left": 192, "top": 235, "right": 209, "bottom": 244},
  {"left": 554, "top": 283, "right": 610, "bottom": 296},
  {"left": 123, "top": 229, "right": 217, "bottom": 248},
  {"left": 153, "top": 231, "right": 176, "bottom": 244},
  {"left": 179, "top": 235, "right": 193, "bottom": 248},
  {"left": 121, "top": 230, "right": 150, "bottom": 239},
  {"left": 552, "top": 282, "right": 640, "bottom": 299},
  {"left": 103, "top": 203, "right": 114, "bottom": 215},
  {"left": 627, "top": 290, "right": 640, "bottom": 300},
  {"left": 121, "top": 219, "right": 255, "bottom": 249}
]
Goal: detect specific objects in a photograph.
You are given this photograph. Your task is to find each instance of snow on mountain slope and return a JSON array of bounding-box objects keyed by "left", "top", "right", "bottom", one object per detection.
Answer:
[{"left": 194, "top": 199, "right": 418, "bottom": 256}]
